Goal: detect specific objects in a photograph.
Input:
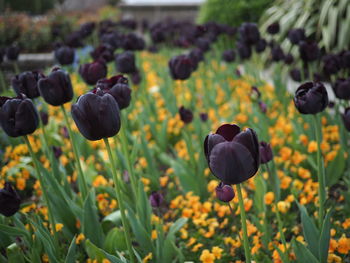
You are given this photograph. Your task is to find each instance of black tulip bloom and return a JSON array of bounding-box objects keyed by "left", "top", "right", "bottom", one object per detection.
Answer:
[
  {"left": 79, "top": 60, "right": 107, "bottom": 85},
  {"left": 288, "top": 28, "right": 305, "bottom": 45},
  {"left": 38, "top": 68, "right": 73, "bottom": 106},
  {"left": 65, "top": 32, "right": 84, "bottom": 48},
  {"left": 204, "top": 124, "right": 260, "bottom": 185},
  {"left": 115, "top": 51, "right": 137, "bottom": 74},
  {"left": 259, "top": 141, "right": 273, "bottom": 164},
  {"left": 267, "top": 22, "right": 280, "bottom": 35},
  {"left": 239, "top": 23, "right": 260, "bottom": 45},
  {"left": 95, "top": 75, "right": 131, "bottom": 110},
  {"left": 216, "top": 182, "right": 235, "bottom": 202},
  {"left": 40, "top": 111, "right": 49, "bottom": 126},
  {"left": 284, "top": 54, "right": 294, "bottom": 65},
  {"left": 237, "top": 42, "right": 252, "bottom": 60},
  {"left": 122, "top": 33, "right": 145, "bottom": 51},
  {"left": 195, "top": 38, "right": 210, "bottom": 52},
  {"left": 52, "top": 146, "right": 62, "bottom": 159},
  {"left": 340, "top": 51, "right": 350, "bottom": 69},
  {"left": 333, "top": 78, "right": 350, "bottom": 100},
  {"left": 169, "top": 55, "right": 194, "bottom": 80},
  {"left": 259, "top": 101, "right": 267, "bottom": 114},
  {"left": 6, "top": 45, "right": 20, "bottom": 61},
  {"left": 299, "top": 41, "right": 320, "bottom": 62},
  {"left": 222, "top": 50, "right": 235, "bottom": 63},
  {"left": 342, "top": 107, "right": 350, "bottom": 131},
  {"left": 255, "top": 39, "right": 267, "bottom": 53},
  {"left": 189, "top": 48, "right": 204, "bottom": 64},
  {"left": 131, "top": 70, "right": 141, "bottom": 85},
  {"left": 0, "top": 182, "right": 21, "bottom": 217},
  {"left": 0, "top": 94, "right": 39, "bottom": 137},
  {"left": 149, "top": 191, "right": 164, "bottom": 207},
  {"left": 11, "top": 71, "right": 44, "bottom": 99},
  {"left": 90, "top": 44, "right": 114, "bottom": 63},
  {"left": 294, "top": 82, "right": 329, "bottom": 114},
  {"left": 54, "top": 46, "right": 75, "bottom": 65},
  {"left": 200, "top": 112, "right": 208, "bottom": 122},
  {"left": 71, "top": 89, "right": 121, "bottom": 141},
  {"left": 271, "top": 45, "right": 285, "bottom": 62},
  {"left": 179, "top": 106, "right": 193, "bottom": 124},
  {"left": 322, "top": 54, "right": 341, "bottom": 76},
  {"left": 79, "top": 22, "right": 95, "bottom": 38},
  {"left": 290, "top": 68, "right": 302, "bottom": 82}
]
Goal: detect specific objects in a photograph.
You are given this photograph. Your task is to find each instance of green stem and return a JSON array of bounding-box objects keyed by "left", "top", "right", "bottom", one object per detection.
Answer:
[
  {"left": 313, "top": 115, "right": 326, "bottom": 228},
  {"left": 60, "top": 105, "right": 88, "bottom": 199},
  {"left": 0, "top": 70, "right": 6, "bottom": 92},
  {"left": 24, "top": 135, "right": 59, "bottom": 247},
  {"left": 13, "top": 62, "right": 20, "bottom": 75},
  {"left": 236, "top": 184, "right": 251, "bottom": 263},
  {"left": 103, "top": 138, "right": 135, "bottom": 263}
]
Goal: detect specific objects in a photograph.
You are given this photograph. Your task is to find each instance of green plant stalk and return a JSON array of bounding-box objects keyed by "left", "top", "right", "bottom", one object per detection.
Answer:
[
  {"left": 60, "top": 105, "right": 88, "bottom": 199},
  {"left": 236, "top": 183, "right": 252, "bottom": 263},
  {"left": 0, "top": 70, "right": 6, "bottom": 92},
  {"left": 103, "top": 138, "right": 135, "bottom": 263},
  {"left": 13, "top": 62, "right": 20, "bottom": 75},
  {"left": 313, "top": 115, "right": 326, "bottom": 228},
  {"left": 24, "top": 135, "right": 59, "bottom": 247}
]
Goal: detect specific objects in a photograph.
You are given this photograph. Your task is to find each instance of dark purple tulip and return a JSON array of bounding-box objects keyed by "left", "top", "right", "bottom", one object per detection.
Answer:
[
  {"left": 222, "top": 50, "right": 235, "bottom": 63},
  {"left": 287, "top": 28, "right": 305, "bottom": 45},
  {"left": 91, "top": 44, "right": 114, "bottom": 63},
  {"left": 189, "top": 48, "right": 204, "bottom": 64},
  {"left": 0, "top": 48, "right": 5, "bottom": 63},
  {"left": 284, "top": 54, "right": 294, "bottom": 65},
  {"left": 65, "top": 31, "right": 84, "bottom": 48},
  {"left": 149, "top": 191, "right": 163, "bottom": 207},
  {"left": 52, "top": 146, "right": 62, "bottom": 159},
  {"left": 79, "top": 22, "right": 95, "bottom": 38},
  {"left": 11, "top": 71, "right": 44, "bottom": 99},
  {"left": 6, "top": 45, "right": 20, "bottom": 61},
  {"left": 333, "top": 78, "right": 350, "bottom": 100},
  {"left": 40, "top": 111, "right": 49, "bottom": 126},
  {"left": 239, "top": 23, "right": 260, "bottom": 45},
  {"left": 290, "top": 68, "right": 302, "bottom": 82},
  {"left": 115, "top": 51, "right": 137, "bottom": 74},
  {"left": 299, "top": 41, "right": 320, "bottom": 62},
  {"left": 204, "top": 124, "right": 260, "bottom": 185},
  {"left": 0, "top": 94, "right": 39, "bottom": 137},
  {"left": 54, "top": 46, "right": 75, "bottom": 65},
  {"left": 340, "top": 51, "right": 350, "bottom": 69},
  {"left": 255, "top": 39, "right": 267, "bottom": 53},
  {"left": 258, "top": 101, "right": 267, "bottom": 114},
  {"left": 119, "top": 19, "right": 137, "bottom": 30},
  {"left": 179, "top": 106, "right": 193, "bottom": 124},
  {"left": 169, "top": 55, "right": 194, "bottom": 80},
  {"left": 71, "top": 89, "right": 121, "bottom": 141},
  {"left": 95, "top": 75, "right": 131, "bottom": 110},
  {"left": 216, "top": 182, "right": 235, "bottom": 202},
  {"left": 151, "top": 29, "right": 166, "bottom": 43},
  {"left": 38, "top": 68, "right": 73, "bottom": 106},
  {"left": 79, "top": 60, "right": 107, "bottom": 85},
  {"left": 259, "top": 141, "right": 273, "bottom": 164},
  {"left": 342, "top": 107, "right": 350, "bottom": 131},
  {"left": 0, "top": 182, "right": 21, "bottom": 217},
  {"left": 131, "top": 70, "right": 141, "bottom": 85},
  {"left": 200, "top": 112, "right": 208, "bottom": 122},
  {"left": 322, "top": 54, "right": 341, "bottom": 76},
  {"left": 122, "top": 33, "right": 145, "bottom": 51},
  {"left": 271, "top": 45, "right": 285, "bottom": 62},
  {"left": 267, "top": 22, "right": 280, "bottom": 35},
  {"left": 294, "top": 82, "right": 329, "bottom": 114},
  {"left": 251, "top": 86, "right": 261, "bottom": 99},
  {"left": 195, "top": 38, "right": 210, "bottom": 52},
  {"left": 148, "top": 45, "right": 158, "bottom": 53},
  {"left": 328, "top": 101, "right": 335, "bottom": 109},
  {"left": 237, "top": 42, "right": 252, "bottom": 60}
]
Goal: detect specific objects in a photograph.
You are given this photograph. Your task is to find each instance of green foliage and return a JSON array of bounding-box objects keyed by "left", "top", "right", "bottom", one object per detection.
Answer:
[
  {"left": 197, "top": 0, "right": 273, "bottom": 26},
  {"left": 260, "top": 0, "right": 350, "bottom": 52},
  {"left": 2, "top": 0, "right": 56, "bottom": 14}
]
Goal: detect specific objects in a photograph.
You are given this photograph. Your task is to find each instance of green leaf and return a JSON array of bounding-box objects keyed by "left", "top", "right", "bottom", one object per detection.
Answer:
[
  {"left": 254, "top": 175, "right": 266, "bottom": 213},
  {"left": 292, "top": 239, "right": 320, "bottom": 263},
  {"left": 6, "top": 243, "right": 25, "bottom": 263},
  {"left": 326, "top": 148, "right": 345, "bottom": 186},
  {"left": 85, "top": 239, "right": 124, "bottom": 263},
  {"left": 0, "top": 224, "right": 31, "bottom": 241},
  {"left": 296, "top": 203, "right": 320, "bottom": 259},
  {"left": 167, "top": 218, "right": 187, "bottom": 238},
  {"left": 65, "top": 236, "right": 77, "bottom": 263},
  {"left": 102, "top": 210, "right": 122, "bottom": 231},
  {"left": 104, "top": 228, "right": 127, "bottom": 254},
  {"left": 319, "top": 210, "right": 333, "bottom": 263}
]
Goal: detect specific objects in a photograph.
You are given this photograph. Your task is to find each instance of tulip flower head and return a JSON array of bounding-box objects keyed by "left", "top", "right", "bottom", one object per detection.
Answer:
[
  {"left": 54, "top": 46, "right": 75, "bottom": 65},
  {"left": 294, "top": 82, "right": 329, "bottom": 114},
  {"left": 79, "top": 60, "right": 108, "bottom": 86},
  {"left": 149, "top": 191, "right": 164, "bottom": 207},
  {"left": 216, "top": 182, "right": 235, "bottom": 202},
  {"left": 204, "top": 124, "right": 260, "bottom": 185},
  {"left": 0, "top": 182, "right": 21, "bottom": 217},
  {"left": 259, "top": 141, "right": 273, "bottom": 164},
  {"left": 179, "top": 106, "right": 193, "bottom": 124},
  {"left": 12, "top": 71, "right": 44, "bottom": 99}
]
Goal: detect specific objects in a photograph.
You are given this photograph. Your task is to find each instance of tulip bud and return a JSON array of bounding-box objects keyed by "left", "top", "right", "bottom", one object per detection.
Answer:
[
  {"left": 333, "top": 78, "right": 350, "bottom": 100},
  {"left": 239, "top": 23, "right": 260, "bottom": 45},
  {"left": 258, "top": 101, "right": 267, "bottom": 114},
  {"left": 90, "top": 44, "right": 114, "bottom": 63},
  {"left": 169, "top": 55, "right": 194, "bottom": 80},
  {"left": 322, "top": 54, "right": 341, "bottom": 76},
  {"left": 299, "top": 41, "right": 320, "bottom": 62},
  {"left": 255, "top": 39, "right": 267, "bottom": 53},
  {"left": 149, "top": 191, "right": 164, "bottom": 207},
  {"left": 40, "top": 111, "right": 49, "bottom": 126},
  {"left": 131, "top": 70, "right": 141, "bottom": 85},
  {"left": 216, "top": 182, "right": 235, "bottom": 202},
  {"left": 38, "top": 68, "right": 73, "bottom": 106},
  {"left": 271, "top": 45, "right": 285, "bottom": 62},
  {"left": 200, "top": 112, "right": 208, "bottom": 122},
  {"left": 342, "top": 107, "right": 350, "bottom": 132},
  {"left": 290, "top": 68, "right": 302, "bottom": 82},
  {"left": 11, "top": 71, "right": 44, "bottom": 99},
  {"left": 267, "top": 22, "right": 280, "bottom": 35},
  {"left": 179, "top": 106, "right": 193, "bottom": 124},
  {"left": 115, "top": 51, "right": 137, "bottom": 74},
  {"left": 237, "top": 41, "right": 252, "bottom": 60},
  {"left": 284, "top": 54, "right": 294, "bottom": 65},
  {"left": 0, "top": 182, "right": 21, "bottom": 217},
  {"left": 222, "top": 50, "right": 235, "bottom": 63},
  {"left": 71, "top": 90, "right": 121, "bottom": 141},
  {"left": 287, "top": 28, "right": 305, "bottom": 45},
  {"left": 79, "top": 60, "right": 108, "bottom": 85},
  {"left": 259, "top": 141, "right": 273, "bottom": 164},
  {"left": 55, "top": 46, "right": 75, "bottom": 65},
  {"left": 0, "top": 94, "right": 39, "bottom": 137},
  {"left": 294, "top": 82, "right": 329, "bottom": 114},
  {"left": 6, "top": 45, "right": 20, "bottom": 61},
  {"left": 195, "top": 38, "right": 210, "bottom": 52}
]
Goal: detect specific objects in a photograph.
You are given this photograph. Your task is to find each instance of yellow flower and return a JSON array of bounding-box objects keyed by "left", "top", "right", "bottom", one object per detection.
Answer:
[
  {"left": 307, "top": 141, "right": 318, "bottom": 153},
  {"left": 211, "top": 246, "right": 223, "bottom": 259},
  {"left": 265, "top": 192, "right": 275, "bottom": 205},
  {"left": 337, "top": 235, "right": 350, "bottom": 254},
  {"left": 55, "top": 223, "right": 64, "bottom": 232},
  {"left": 76, "top": 233, "right": 85, "bottom": 244},
  {"left": 143, "top": 252, "right": 152, "bottom": 263},
  {"left": 277, "top": 201, "right": 290, "bottom": 213},
  {"left": 200, "top": 249, "right": 215, "bottom": 263},
  {"left": 151, "top": 230, "right": 157, "bottom": 240}
]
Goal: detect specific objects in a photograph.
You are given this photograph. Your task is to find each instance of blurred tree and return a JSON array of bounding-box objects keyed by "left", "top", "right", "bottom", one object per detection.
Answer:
[{"left": 1, "top": 0, "right": 56, "bottom": 14}]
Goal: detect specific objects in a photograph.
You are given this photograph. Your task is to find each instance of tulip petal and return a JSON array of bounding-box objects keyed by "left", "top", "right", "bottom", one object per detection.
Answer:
[
  {"left": 204, "top": 133, "right": 225, "bottom": 160},
  {"left": 215, "top": 124, "right": 240, "bottom": 141}
]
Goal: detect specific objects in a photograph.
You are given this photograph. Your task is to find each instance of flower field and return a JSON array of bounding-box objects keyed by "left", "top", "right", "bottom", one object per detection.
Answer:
[{"left": 0, "top": 10, "right": 350, "bottom": 263}]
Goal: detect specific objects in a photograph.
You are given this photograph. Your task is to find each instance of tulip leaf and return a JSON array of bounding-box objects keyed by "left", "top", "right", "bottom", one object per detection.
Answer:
[
  {"left": 83, "top": 191, "right": 104, "bottom": 247},
  {"left": 325, "top": 148, "right": 345, "bottom": 186},
  {"left": 0, "top": 224, "right": 31, "bottom": 241},
  {"left": 296, "top": 202, "right": 320, "bottom": 259},
  {"left": 136, "top": 180, "right": 152, "bottom": 233},
  {"left": 64, "top": 236, "right": 77, "bottom": 263},
  {"left": 319, "top": 210, "right": 332, "bottom": 263},
  {"left": 85, "top": 239, "right": 124, "bottom": 263},
  {"left": 292, "top": 239, "right": 320, "bottom": 263},
  {"left": 6, "top": 243, "right": 25, "bottom": 263},
  {"left": 254, "top": 175, "right": 266, "bottom": 213},
  {"left": 104, "top": 228, "right": 127, "bottom": 254},
  {"left": 102, "top": 210, "right": 122, "bottom": 231}
]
